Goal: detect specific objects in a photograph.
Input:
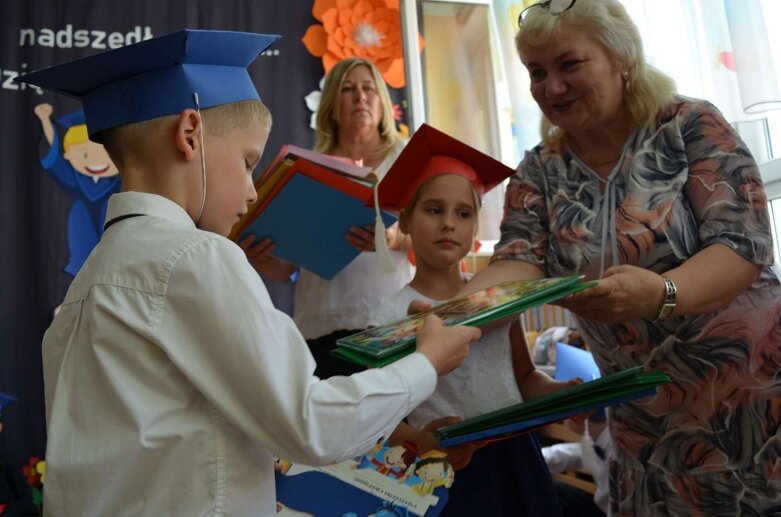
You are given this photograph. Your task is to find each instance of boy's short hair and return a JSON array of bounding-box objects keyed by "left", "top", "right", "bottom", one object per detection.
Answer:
[{"left": 100, "top": 99, "right": 272, "bottom": 172}]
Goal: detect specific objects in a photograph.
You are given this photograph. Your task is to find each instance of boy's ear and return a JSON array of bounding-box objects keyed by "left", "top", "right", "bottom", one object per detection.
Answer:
[{"left": 175, "top": 109, "right": 202, "bottom": 161}]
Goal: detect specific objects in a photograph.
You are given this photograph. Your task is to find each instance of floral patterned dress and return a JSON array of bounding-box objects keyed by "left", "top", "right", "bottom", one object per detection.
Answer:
[{"left": 493, "top": 97, "right": 781, "bottom": 515}]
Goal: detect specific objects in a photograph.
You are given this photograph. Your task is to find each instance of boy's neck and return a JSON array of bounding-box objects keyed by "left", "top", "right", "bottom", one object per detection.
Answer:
[
  {"left": 409, "top": 263, "right": 467, "bottom": 301},
  {"left": 119, "top": 160, "right": 197, "bottom": 220}
]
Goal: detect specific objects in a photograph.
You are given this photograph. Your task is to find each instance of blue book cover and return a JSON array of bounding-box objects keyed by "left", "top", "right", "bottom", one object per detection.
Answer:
[{"left": 239, "top": 174, "right": 397, "bottom": 280}]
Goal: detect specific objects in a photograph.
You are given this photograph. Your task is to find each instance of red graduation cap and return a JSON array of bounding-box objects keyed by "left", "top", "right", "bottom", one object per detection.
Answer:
[{"left": 376, "top": 124, "right": 514, "bottom": 212}]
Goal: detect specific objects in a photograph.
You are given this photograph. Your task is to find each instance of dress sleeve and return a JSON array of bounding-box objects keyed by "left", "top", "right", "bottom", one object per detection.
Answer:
[
  {"left": 681, "top": 100, "right": 774, "bottom": 265},
  {"left": 491, "top": 150, "right": 551, "bottom": 269},
  {"left": 154, "top": 237, "right": 437, "bottom": 465}
]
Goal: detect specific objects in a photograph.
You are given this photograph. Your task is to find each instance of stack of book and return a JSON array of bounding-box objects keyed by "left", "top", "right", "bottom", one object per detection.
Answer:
[
  {"left": 332, "top": 276, "right": 596, "bottom": 368},
  {"left": 436, "top": 366, "right": 670, "bottom": 447},
  {"left": 230, "top": 145, "right": 396, "bottom": 279}
]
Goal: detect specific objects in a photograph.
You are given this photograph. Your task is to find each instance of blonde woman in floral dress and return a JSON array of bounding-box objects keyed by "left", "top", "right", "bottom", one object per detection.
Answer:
[{"left": 464, "top": 0, "right": 781, "bottom": 514}]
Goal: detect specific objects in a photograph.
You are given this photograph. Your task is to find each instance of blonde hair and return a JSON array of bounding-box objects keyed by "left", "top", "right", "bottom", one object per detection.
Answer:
[
  {"left": 63, "top": 124, "right": 89, "bottom": 152},
  {"left": 314, "top": 58, "right": 402, "bottom": 158},
  {"left": 399, "top": 174, "right": 483, "bottom": 233},
  {"left": 99, "top": 99, "right": 271, "bottom": 171},
  {"left": 516, "top": 0, "right": 677, "bottom": 147}
]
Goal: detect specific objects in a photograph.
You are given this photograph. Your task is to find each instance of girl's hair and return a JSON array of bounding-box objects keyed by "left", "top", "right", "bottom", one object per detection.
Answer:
[
  {"left": 399, "top": 174, "right": 483, "bottom": 231},
  {"left": 314, "top": 57, "right": 402, "bottom": 158},
  {"left": 100, "top": 99, "right": 271, "bottom": 171},
  {"left": 515, "top": 0, "right": 676, "bottom": 148}
]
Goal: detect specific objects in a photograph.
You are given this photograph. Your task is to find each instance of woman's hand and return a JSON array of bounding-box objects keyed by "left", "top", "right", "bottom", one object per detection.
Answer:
[{"left": 555, "top": 265, "right": 665, "bottom": 323}]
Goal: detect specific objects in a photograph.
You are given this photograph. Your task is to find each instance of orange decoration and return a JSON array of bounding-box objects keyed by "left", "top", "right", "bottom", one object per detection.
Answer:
[{"left": 302, "top": 0, "right": 424, "bottom": 89}]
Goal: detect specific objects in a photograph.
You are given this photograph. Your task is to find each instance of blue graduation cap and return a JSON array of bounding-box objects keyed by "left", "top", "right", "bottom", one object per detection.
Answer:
[
  {"left": 56, "top": 110, "right": 86, "bottom": 129},
  {"left": 555, "top": 342, "right": 601, "bottom": 382},
  {"left": 0, "top": 393, "right": 18, "bottom": 421},
  {"left": 16, "top": 29, "right": 280, "bottom": 139}
]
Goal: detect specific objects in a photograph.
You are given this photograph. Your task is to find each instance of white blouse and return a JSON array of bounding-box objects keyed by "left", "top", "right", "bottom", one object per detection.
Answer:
[{"left": 370, "top": 281, "right": 522, "bottom": 431}]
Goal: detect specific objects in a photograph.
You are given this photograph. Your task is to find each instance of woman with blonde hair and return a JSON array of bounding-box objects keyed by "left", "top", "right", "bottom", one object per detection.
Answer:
[
  {"left": 313, "top": 57, "right": 403, "bottom": 167},
  {"left": 244, "top": 57, "right": 411, "bottom": 378},
  {"left": 462, "top": 0, "right": 781, "bottom": 514}
]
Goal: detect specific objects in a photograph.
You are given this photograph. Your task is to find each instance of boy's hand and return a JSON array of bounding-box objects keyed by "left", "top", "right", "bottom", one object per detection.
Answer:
[{"left": 416, "top": 315, "right": 479, "bottom": 376}]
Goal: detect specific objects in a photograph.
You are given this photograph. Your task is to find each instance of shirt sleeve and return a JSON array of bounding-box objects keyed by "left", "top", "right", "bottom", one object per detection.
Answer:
[
  {"left": 681, "top": 100, "right": 774, "bottom": 265},
  {"left": 491, "top": 150, "right": 551, "bottom": 269},
  {"left": 154, "top": 237, "right": 437, "bottom": 465}
]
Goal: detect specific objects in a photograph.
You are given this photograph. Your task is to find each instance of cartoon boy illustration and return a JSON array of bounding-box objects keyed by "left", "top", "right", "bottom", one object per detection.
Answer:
[
  {"left": 356, "top": 444, "right": 416, "bottom": 479},
  {"left": 409, "top": 457, "right": 454, "bottom": 496},
  {"left": 34, "top": 103, "right": 120, "bottom": 276}
]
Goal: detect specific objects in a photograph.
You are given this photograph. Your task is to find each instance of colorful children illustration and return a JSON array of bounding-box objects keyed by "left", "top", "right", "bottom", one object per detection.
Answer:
[
  {"left": 408, "top": 457, "right": 453, "bottom": 497},
  {"left": 275, "top": 443, "right": 452, "bottom": 515},
  {"left": 356, "top": 444, "right": 416, "bottom": 479},
  {"left": 34, "top": 103, "right": 120, "bottom": 276}
]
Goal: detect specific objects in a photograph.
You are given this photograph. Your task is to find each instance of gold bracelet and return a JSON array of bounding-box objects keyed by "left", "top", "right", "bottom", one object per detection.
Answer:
[{"left": 655, "top": 277, "right": 677, "bottom": 320}]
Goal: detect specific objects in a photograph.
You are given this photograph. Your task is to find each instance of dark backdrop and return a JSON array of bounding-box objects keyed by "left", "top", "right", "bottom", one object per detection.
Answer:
[{"left": 0, "top": 0, "right": 326, "bottom": 468}]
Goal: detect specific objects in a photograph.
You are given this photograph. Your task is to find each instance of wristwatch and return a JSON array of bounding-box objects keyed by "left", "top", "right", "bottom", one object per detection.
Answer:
[{"left": 655, "top": 277, "right": 676, "bottom": 320}]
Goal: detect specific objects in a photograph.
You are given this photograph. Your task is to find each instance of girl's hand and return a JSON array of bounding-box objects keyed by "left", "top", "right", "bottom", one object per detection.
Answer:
[
  {"left": 555, "top": 265, "right": 666, "bottom": 323},
  {"left": 407, "top": 299, "right": 433, "bottom": 316},
  {"left": 346, "top": 223, "right": 408, "bottom": 253},
  {"left": 418, "top": 417, "right": 481, "bottom": 471},
  {"left": 239, "top": 235, "right": 296, "bottom": 281},
  {"left": 346, "top": 225, "right": 377, "bottom": 252},
  {"left": 239, "top": 235, "right": 276, "bottom": 268}
]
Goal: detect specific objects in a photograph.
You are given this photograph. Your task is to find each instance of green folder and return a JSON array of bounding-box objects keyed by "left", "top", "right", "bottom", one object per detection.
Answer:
[
  {"left": 437, "top": 366, "right": 671, "bottom": 447},
  {"left": 332, "top": 275, "right": 596, "bottom": 367}
]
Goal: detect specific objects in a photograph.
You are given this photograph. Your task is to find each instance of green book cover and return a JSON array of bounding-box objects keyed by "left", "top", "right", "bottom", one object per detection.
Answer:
[
  {"left": 436, "top": 366, "right": 671, "bottom": 447},
  {"left": 334, "top": 276, "right": 595, "bottom": 365}
]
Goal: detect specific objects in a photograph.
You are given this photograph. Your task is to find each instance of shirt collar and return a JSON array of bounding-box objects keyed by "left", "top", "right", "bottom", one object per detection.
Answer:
[{"left": 105, "top": 192, "right": 196, "bottom": 230}]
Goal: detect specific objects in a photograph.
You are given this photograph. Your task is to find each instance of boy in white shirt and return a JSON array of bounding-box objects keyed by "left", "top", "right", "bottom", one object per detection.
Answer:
[{"left": 18, "top": 29, "right": 478, "bottom": 516}]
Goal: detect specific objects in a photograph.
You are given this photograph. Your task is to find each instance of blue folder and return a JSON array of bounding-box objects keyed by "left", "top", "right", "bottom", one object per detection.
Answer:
[{"left": 240, "top": 174, "right": 396, "bottom": 280}]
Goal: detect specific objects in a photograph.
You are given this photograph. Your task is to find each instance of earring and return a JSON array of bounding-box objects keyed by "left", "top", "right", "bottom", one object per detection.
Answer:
[{"left": 622, "top": 71, "right": 631, "bottom": 93}]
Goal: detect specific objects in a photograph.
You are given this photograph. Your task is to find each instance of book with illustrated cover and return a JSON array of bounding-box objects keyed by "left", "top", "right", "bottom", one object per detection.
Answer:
[
  {"left": 436, "top": 366, "right": 671, "bottom": 447},
  {"left": 275, "top": 442, "right": 453, "bottom": 516},
  {"left": 230, "top": 144, "right": 396, "bottom": 280},
  {"left": 333, "top": 276, "right": 596, "bottom": 367}
]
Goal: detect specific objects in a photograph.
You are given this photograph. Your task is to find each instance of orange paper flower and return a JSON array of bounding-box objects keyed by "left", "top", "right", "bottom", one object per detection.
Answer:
[{"left": 302, "top": 0, "right": 424, "bottom": 89}]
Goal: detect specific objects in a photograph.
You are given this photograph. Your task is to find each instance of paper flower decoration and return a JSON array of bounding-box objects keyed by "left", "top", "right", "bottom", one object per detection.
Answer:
[
  {"left": 23, "top": 457, "right": 45, "bottom": 485},
  {"left": 302, "top": 0, "right": 424, "bottom": 89},
  {"left": 23, "top": 457, "right": 46, "bottom": 512}
]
